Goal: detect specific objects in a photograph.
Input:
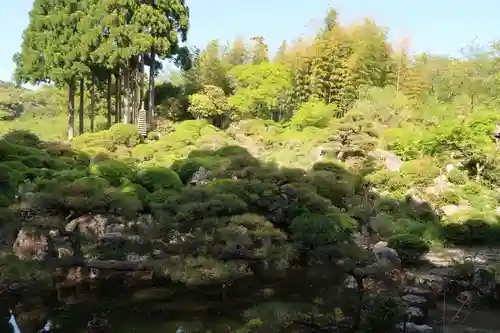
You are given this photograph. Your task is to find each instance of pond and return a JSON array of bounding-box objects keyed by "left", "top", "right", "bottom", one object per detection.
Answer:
[
  {"left": 5, "top": 286, "right": 246, "bottom": 333},
  {"left": 4, "top": 268, "right": 339, "bottom": 333}
]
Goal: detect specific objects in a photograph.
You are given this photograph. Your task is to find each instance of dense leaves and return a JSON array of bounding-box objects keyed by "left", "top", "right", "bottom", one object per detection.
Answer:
[{"left": 2, "top": 4, "right": 500, "bottom": 333}]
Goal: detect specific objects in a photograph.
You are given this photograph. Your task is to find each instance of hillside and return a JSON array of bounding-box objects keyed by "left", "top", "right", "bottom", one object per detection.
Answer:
[{"left": 1, "top": 4, "right": 500, "bottom": 333}]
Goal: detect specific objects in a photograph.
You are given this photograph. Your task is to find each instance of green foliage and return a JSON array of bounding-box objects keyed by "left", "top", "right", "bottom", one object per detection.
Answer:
[
  {"left": 400, "top": 157, "right": 440, "bottom": 187},
  {"left": 136, "top": 167, "right": 183, "bottom": 192},
  {"left": 108, "top": 124, "right": 140, "bottom": 148},
  {"left": 290, "top": 100, "right": 335, "bottom": 129},
  {"left": 5, "top": 4, "right": 500, "bottom": 332},
  {"left": 90, "top": 160, "right": 136, "bottom": 186},
  {"left": 188, "top": 85, "right": 229, "bottom": 119},
  {"left": 387, "top": 233, "right": 430, "bottom": 264},
  {"left": 228, "top": 62, "right": 292, "bottom": 119}
]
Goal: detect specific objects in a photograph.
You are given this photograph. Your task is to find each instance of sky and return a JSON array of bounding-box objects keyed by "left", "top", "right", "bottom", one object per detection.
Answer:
[{"left": 1, "top": 0, "right": 500, "bottom": 82}]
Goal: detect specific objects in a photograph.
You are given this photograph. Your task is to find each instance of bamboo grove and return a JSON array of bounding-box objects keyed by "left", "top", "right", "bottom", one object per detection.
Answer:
[{"left": 13, "top": 0, "right": 189, "bottom": 140}]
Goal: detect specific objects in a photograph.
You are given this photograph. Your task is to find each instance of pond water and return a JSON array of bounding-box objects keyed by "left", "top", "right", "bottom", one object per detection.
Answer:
[
  {"left": 7, "top": 287, "right": 246, "bottom": 333},
  {"left": 4, "top": 269, "right": 334, "bottom": 333}
]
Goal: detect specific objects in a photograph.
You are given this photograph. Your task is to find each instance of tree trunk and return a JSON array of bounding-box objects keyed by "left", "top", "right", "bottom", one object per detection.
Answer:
[
  {"left": 106, "top": 73, "right": 112, "bottom": 128},
  {"left": 90, "top": 76, "right": 96, "bottom": 132},
  {"left": 132, "top": 65, "right": 138, "bottom": 124},
  {"left": 67, "top": 78, "right": 76, "bottom": 140},
  {"left": 122, "top": 66, "right": 130, "bottom": 124},
  {"left": 139, "top": 54, "right": 145, "bottom": 109},
  {"left": 148, "top": 48, "right": 156, "bottom": 129},
  {"left": 78, "top": 78, "right": 85, "bottom": 135},
  {"left": 116, "top": 69, "right": 121, "bottom": 123}
]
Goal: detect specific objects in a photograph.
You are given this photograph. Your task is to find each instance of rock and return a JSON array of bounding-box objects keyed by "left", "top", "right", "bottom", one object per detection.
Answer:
[
  {"left": 440, "top": 204, "right": 471, "bottom": 216},
  {"left": 189, "top": 167, "right": 210, "bottom": 185},
  {"left": 426, "top": 174, "right": 452, "bottom": 195},
  {"left": 445, "top": 164, "right": 455, "bottom": 173},
  {"left": 66, "top": 214, "right": 108, "bottom": 239},
  {"left": 372, "top": 242, "right": 401, "bottom": 268},
  {"left": 403, "top": 286, "right": 434, "bottom": 299},
  {"left": 496, "top": 206, "right": 500, "bottom": 216},
  {"left": 343, "top": 275, "right": 357, "bottom": 289},
  {"left": 405, "top": 306, "right": 426, "bottom": 325},
  {"left": 374, "top": 149, "right": 404, "bottom": 171},
  {"left": 402, "top": 294, "right": 428, "bottom": 310},
  {"left": 405, "top": 189, "right": 434, "bottom": 215},
  {"left": 13, "top": 228, "right": 47, "bottom": 259},
  {"left": 415, "top": 267, "right": 474, "bottom": 296},
  {"left": 105, "top": 223, "right": 126, "bottom": 234},
  {"left": 473, "top": 266, "right": 496, "bottom": 297},
  {"left": 414, "top": 273, "right": 448, "bottom": 295},
  {"left": 397, "top": 322, "right": 433, "bottom": 333},
  {"left": 403, "top": 287, "right": 436, "bottom": 307}
]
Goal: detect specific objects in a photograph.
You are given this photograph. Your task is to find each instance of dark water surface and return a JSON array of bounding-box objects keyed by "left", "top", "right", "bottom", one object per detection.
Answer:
[{"left": 4, "top": 268, "right": 336, "bottom": 333}]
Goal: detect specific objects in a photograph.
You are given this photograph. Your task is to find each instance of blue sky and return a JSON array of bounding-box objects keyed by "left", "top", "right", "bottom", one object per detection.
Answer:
[{"left": 1, "top": 0, "right": 500, "bottom": 82}]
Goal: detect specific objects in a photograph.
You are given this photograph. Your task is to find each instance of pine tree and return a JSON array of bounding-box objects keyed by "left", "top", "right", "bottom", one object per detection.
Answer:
[{"left": 14, "top": 0, "right": 91, "bottom": 140}]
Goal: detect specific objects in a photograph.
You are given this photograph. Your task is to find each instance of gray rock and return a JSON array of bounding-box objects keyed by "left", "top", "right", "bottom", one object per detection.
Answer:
[
  {"left": 403, "top": 287, "right": 436, "bottom": 307},
  {"left": 343, "top": 275, "right": 357, "bottom": 289},
  {"left": 440, "top": 204, "right": 471, "bottom": 216},
  {"left": 190, "top": 166, "right": 210, "bottom": 185},
  {"left": 373, "top": 242, "right": 401, "bottom": 268},
  {"left": 402, "top": 294, "right": 427, "bottom": 309},
  {"left": 425, "top": 174, "right": 452, "bottom": 195},
  {"left": 403, "top": 286, "right": 434, "bottom": 299},
  {"left": 405, "top": 306, "right": 426, "bottom": 325},
  {"left": 397, "top": 322, "right": 433, "bottom": 333},
  {"left": 414, "top": 273, "right": 448, "bottom": 295},
  {"left": 374, "top": 149, "right": 403, "bottom": 171},
  {"left": 405, "top": 189, "right": 435, "bottom": 215},
  {"left": 473, "top": 266, "right": 496, "bottom": 297},
  {"left": 13, "top": 228, "right": 47, "bottom": 259}
]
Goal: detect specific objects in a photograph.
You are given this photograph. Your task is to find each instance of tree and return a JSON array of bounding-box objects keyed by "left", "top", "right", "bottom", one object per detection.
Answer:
[
  {"left": 184, "top": 40, "right": 229, "bottom": 94},
  {"left": 250, "top": 36, "right": 269, "bottom": 65},
  {"left": 78, "top": 0, "right": 189, "bottom": 127},
  {"left": 14, "top": 0, "right": 91, "bottom": 140},
  {"left": 187, "top": 85, "right": 229, "bottom": 124},
  {"left": 225, "top": 37, "right": 250, "bottom": 67},
  {"left": 228, "top": 63, "right": 292, "bottom": 120}
]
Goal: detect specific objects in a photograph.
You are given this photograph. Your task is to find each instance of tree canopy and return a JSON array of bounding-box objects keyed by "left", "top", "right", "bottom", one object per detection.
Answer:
[{"left": 1, "top": 4, "right": 500, "bottom": 333}]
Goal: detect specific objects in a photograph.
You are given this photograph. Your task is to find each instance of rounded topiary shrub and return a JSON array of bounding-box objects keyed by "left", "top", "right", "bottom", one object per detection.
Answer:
[
  {"left": 89, "top": 160, "right": 136, "bottom": 186},
  {"left": 447, "top": 168, "right": 468, "bottom": 185},
  {"left": 136, "top": 167, "right": 182, "bottom": 192},
  {"left": 387, "top": 233, "right": 430, "bottom": 266},
  {"left": 442, "top": 219, "right": 500, "bottom": 245},
  {"left": 4, "top": 130, "right": 41, "bottom": 147},
  {"left": 171, "top": 158, "right": 203, "bottom": 184},
  {"left": 108, "top": 124, "right": 140, "bottom": 147}
]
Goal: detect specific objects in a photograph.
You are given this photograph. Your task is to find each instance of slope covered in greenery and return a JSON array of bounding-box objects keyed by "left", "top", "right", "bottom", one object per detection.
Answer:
[{"left": 1, "top": 4, "right": 500, "bottom": 333}]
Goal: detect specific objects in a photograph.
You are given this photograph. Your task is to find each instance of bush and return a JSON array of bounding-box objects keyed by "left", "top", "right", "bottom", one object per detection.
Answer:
[
  {"left": 131, "top": 144, "right": 156, "bottom": 161},
  {"left": 108, "top": 124, "right": 140, "bottom": 147},
  {"left": 4, "top": 130, "right": 41, "bottom": 147},
  {"left": 89, "top": 160, "right": 136, "bottom": 186},
  {"left": 441, "top": 219, "right": 500, "bottom": 245},
  {"left": 290, "top": 100, "right": 335, "bottom": 129},
  {"left": 438, "top": 190, "right": 461, "bottom": 205},
  {"left": 72, "top": 131, "right": 115, "bottom": 152},
  {"left": 387, "top": 233, "right": 430, "bottom": 265},
  {"left": 136, "top": 167, "right": 182, "bottom": 192},
  {"left": 400, "top": 157, "right": 440, "bottom": 187},
  {"left": 447, "top": 168, "right": 468, "bottom": 185}
]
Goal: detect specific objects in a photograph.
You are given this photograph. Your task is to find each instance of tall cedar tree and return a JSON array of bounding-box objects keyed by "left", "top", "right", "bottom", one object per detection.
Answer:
[{"left": 14, "top": 0, "right": 90, "bottom": 140}]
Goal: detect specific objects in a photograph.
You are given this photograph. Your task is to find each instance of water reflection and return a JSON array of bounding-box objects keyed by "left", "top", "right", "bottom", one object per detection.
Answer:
[{"left": 3, "top": 267, "right": 343, "bottom": 332}]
